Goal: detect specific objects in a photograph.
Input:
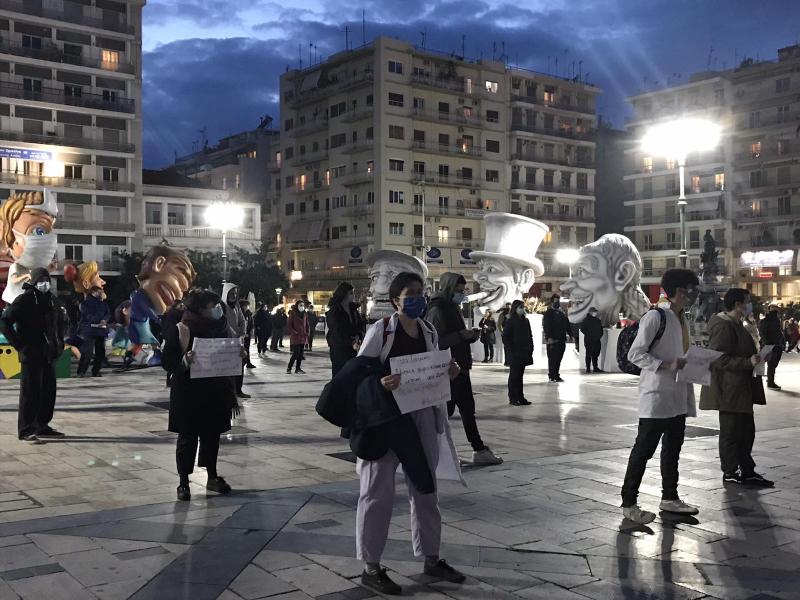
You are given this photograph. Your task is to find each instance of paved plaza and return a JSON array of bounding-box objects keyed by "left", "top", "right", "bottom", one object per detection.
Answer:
[{"left": 0, "top": 345, "right": 798, "bottom": 599}]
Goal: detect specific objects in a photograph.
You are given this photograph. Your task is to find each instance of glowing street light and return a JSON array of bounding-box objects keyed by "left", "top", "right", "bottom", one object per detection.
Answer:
[
  {"left": 205, "top": 201, "right": 244, "bottom": 282},
  {"left": 640, "top": 118, "right": 722, "bottom": 268},
  {"left": 555, "top": 248, "right": 581, "bottom": 265}
]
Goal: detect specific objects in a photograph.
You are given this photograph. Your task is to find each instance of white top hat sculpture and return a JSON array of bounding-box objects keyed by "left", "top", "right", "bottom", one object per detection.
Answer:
[{"left": 470, "top": 213, "right": 548, "bottom": 277}]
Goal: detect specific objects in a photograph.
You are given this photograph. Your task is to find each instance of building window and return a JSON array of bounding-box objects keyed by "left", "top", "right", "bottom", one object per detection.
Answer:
[
  {"left": 413, "top": 193, "right": 423, "bottom": 206},
  {"left": 777, "top": 139, "right": 790, "bottom": 155},
  {"left": 64, "top": 84, "right": 83, "bottom": 98},
  {"left": 577, "top": 172, "right": 588, "bottom": 190},
  {"left": 167, "top": 204, "right": 186, "bottom": 225},
  {"left": 413, "top": 97, "right": 424, "bottom": 109},
  {"left": 388, "top": 125, "right": 404, "bottom": 139},
  {"left": 389, "top": 190, "right": 404, "bottom": 204},
  {"left": 749, "top": 111, "right": 760, "bottom": 128},
  {"left": 776, "top": 77, "right": 790, "bottom": 93},
  {"left": 642, "top": 156, "right": 653, "bottom": 173},
  {"left": 413, "top": 129, "right": 425, "bottom": 143},
  {"left": 543, "top": 86, "right": 556, "bottom": 104},
  {"left": 366, "top": 94, "right": 373, "bottom": 106},
  {"left": 462, "top": 227, "right": 472, "bottom": 240},
  {"left": 366, "top": 160, "right": 374, "bottom": 173},
  {"left": 388, "top": 92, "right": 404, "bottom": 107},
  {"left": 484, "top": 80, "right": 498, "bottom": 94},
  {"left": 284, "top": 118, "right": 293, "bottom": 131},
  {"left": 22, "top": 34, "right": 43, "bottom": 50},
  {"left": 486, "top": 109, "right": 499, "bottom": 123},
  {"left": 778, "top": 195, "right": 790, "bottom": 215},
  {"left": 64, "top": 244, "right": 83, "bottom": 262},
  {"left": 485, "top": 169, "right": 499, "bottom": 183},
  {"left": 714, "top": 173, "right": 725, "bottom": 191},
  {"left": 103, "top": 167, "right": 119, "bottom": 182},
  {"left": 691, "top": 175, "right": 701, "bottom": 193},
  {"left": 666, "top": 232, "right": 677, "bottom": 246},
  {"left": 749, "top": 171, "right": 763, "bottom": 187},
  {"left": 330, "top": 133, "right": 346, "bottom": 148},
  {"left": 285, "top": 175, "right": 294, "bottom": 188},
  {"left": 777, "top": 105, "right": 790, "bottom": 123},
  {"left": 285, "top": 203, "right": 294, "bottom": 216},
  {"left": 23, "top": 78, "right": 42, "bottom": 93},
  {"left": 329, "top": 101, "right": 346, "bottom": 118},
  {"left": 101, "top": 49, "right": 120, "bottom": 68},
  {"left": 485, "top": 139, "right": 500, "bottom": 153},
  {"left": 388, "top": 60, "right": 403, "bottom": 74},
  {"left": 438, "top": 101, "right": 450, "bottom": 115},
  {"left": 750, "top": 141, "right": 761, "bottom": 158},
  {"left": 389, "top": 222, "right": 404, "bottom": 235},
  {"left": 438, "top": 226, "right": 449, "bottom": 244},
  {"left": 389, "top": 159, "right": 404, "bottom": 172},
  {"left": 438, "top": 195, "right": 449, "bottom": 214},
  {"left": 64, "top": 164, "right": 83, "bottom": 179},
  {"left": 367, "top": 191, "right": 374, "bottom": 204},
  {"left": 777, "top": 166, "right": 790, "bottom": 185},
  {"left": 643, "top": 233, "right": 653, "bottom": 249},
  {"left": 145, "top": 203, "right": 161, "bottom": 225},
  {"left": 102, "top": 89, "right": 117, "bottom": 103}
]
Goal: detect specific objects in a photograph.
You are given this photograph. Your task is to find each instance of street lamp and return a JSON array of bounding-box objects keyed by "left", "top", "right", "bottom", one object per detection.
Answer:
[
  {"left": 640, "top": 118, "right": 721, "bottom": 268},
  {"left": 205, "top": 201, "right": 244, "bottom": 282},
  {"left": 555, "top": 248, "right": 581, "bottom": 265}
]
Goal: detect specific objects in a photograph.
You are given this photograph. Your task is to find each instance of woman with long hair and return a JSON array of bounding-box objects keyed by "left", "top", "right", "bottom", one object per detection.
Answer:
[
  {"left": 286, "top": 300, "right": 309, "bottom": 374},
  {"left": 478, "top": 310, "right": 497, "bottom": 363},
  {"left": 502, "top": 300, "right": 533, "bottom": 406},
  {"left": 326, "top": 282, "right": 366, "bottom": 376}
]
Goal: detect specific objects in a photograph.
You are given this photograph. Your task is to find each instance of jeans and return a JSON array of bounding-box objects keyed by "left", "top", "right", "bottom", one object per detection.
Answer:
[
  {"left": 287, "top": 344, "right": 304, "bottom": 371},
  {"left": 718, "top": 411, "right": 756, "bottom": 476},
  {"left": 621, "top": 414, "right": 686, "bottom": 507},
  {"left": 482, "top": 342, "right": 494, "bottom": 361},
  {"left": 307, "top": 330, "right": 316, "bottom": 350},
  {"left": 18, "top": 361, "right": 57, "bottom": 438},
  {"left": 78, "top": 336, "right": 106, "bottom": 376},
  {"left": 176, "top": 432, "right": 221, "bottom": 476},
  {"left": 508, "top": 363, "right": 526, "bottom": 403},
  {"left": 546, "top": 340, "right": 566, "bottom": 379},
  {"left": 584, "top": 340, "right": 601, "bottom": 372},
  {"left": 446, "top": 371, "right": 485, "bottom": 452},
  {"left": 256, "top": 331, "right": 270, "bottom": 354}
]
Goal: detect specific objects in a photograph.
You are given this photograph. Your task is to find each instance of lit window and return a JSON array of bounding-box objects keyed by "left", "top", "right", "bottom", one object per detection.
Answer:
[
  {"left": 666, "top": 159, "right": 675, "bottom": 170},
  {"left": 691, "top": 175, "right": 701, "bottom": 193},
  {"left": 715, "top": 173, "right": 725, "bottom": 191},
  {"left": 101, "top": 49, "right": 120, "bottom": 70},
  {"left": 484, "top": 80, "right": 498, "bottom": 94},
  {"left": 438, "top": 226, "right": 449, "bottom": 244},
  {"left": 750, "top": 141, "right": 761, "bottom": 158},
  {"left": 642, "top": 157, "right": 653, "bottom": 173},
  {"left": 298, "top": 174, "right": 306, "bottom": 191}
]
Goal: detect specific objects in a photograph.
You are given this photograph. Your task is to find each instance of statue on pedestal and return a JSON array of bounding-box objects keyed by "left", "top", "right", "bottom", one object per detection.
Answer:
[{"left": 700, "top": 229, "right": 719, "bottom": 284}]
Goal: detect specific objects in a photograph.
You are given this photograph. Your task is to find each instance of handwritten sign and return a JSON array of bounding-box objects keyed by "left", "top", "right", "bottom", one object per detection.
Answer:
[
  {"left": 676, "top": 346, "right": 723, "bottom": 387},
  {"left": 389, "top": 349, "right": 452, "bottom": 414},
  {"left": 754, "top": 345, "right": 775, "bottom": 377},
  {"left": 190, "top": 337, "right": 242, "bottom": 379}
]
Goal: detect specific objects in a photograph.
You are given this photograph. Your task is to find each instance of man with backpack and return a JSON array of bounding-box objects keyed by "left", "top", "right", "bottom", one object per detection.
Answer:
[{"left": 620, "top": 268, "right": 700, "bottom": 525}]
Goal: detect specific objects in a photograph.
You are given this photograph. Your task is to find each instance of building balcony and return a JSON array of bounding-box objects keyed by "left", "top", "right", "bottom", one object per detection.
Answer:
[
  {"left": 0, "top": 129, "right": 135, "bottom": 154},
  {"left": 286, "top": 70, "right": 373, "bottom": 108},
  {"left": 639, "top": 242, "right": 681, "bottom": 252},
  {"left": 733, "top": 114, "right": 800, "bottom": 133},
  {"left": 733, "top": 180, "right": 798, "bottom": 197},
  {"left": 0, "top": 39, "right": 135, "bottom": 75},
  {"left": 413, "top": 234, "right": 485, "bottom": 249},
  {"left": 56, "top": 220, "right": 135, "bottom": 232},
  {"left": 0, "top": 0, "right": 135, "bottom": 34},
  {"left": 411, "top": 140, "right": 482, "bottom": 159},
  {"left": 287, "top": 118, "right": 329, "bottom": 138},
  {"left": 735, "top": 238, "right": 796, "bottom": 249},
  {"left": 736, "top": 206, "right": 800, "bottom": 222},
  {"left": 412, "top": 170, "right": 481, "bottom": 188},
  {"left": 294, "top": 179, "right": 329, "bottom": 195},
  {"left": 511, "top": 152, "right": 595, "bottom": 169},
  {"left": 410, "top": 74, "right": 472, "bottom": 95},
  {"left": 411, "top": 204, "right": 489, "bottom": 219},
  {"left": 528, "top": 210, "right": 595, "bottom": 223},
  {"left": 0, "top": 79, "right": 135, "bottom": 113},
  {"left": 733, "top": 149, "right": 797, "bottom": 166},
  {"left": 267, "top": 160, "right": 282, "bottom": 172},
  {"left": 340, "top": 107, "right": 374, "bottom": 123},
  {"left": 288, "top": 149, "right": 328, "bottom": 167},
  {"left": 625, "top": 187, "right": 724, "bottom": 202},
  {"left": 339, "top": 170, "right": 374, "bottom": 186},
  {"left": 145, "top": 225, "right": 256, "bottom": 240},
  {"left": 411, "top": 107, "right": 483, "bottom": 128},
  {"left": 624, "top": 210, "right": 723, "bottom": 227},
  {"left": 342, "top": 204, "right": 374, "bottom": 218},
  {"left": 511, "top": 180, "right": 593, "bottom": 197},
  {"left": 339, "top": 139, "right": 374, "bottom": 154},
  {"left": 510, "top": 122, "right": 596, "bottom": 141},
  {"left": 511, "top": 93, "right": 595, "bottom": 116},
  {"left": 0, "top": 171, "right": 134, "bottom": 192}
]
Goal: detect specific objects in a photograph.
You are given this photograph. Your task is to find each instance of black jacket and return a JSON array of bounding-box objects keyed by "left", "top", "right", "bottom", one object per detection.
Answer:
[
  {"left": 0, "top": 286, "right": 66, "bottom": 363},
  {"left": 326, "top": 302, "right": 365, "bottom": 349},
  {"left": 502, "top": 313, "right": 534, "bottom": 366},
  {"left": 543, "top": 307, "right": 571, "bottom": 341},
  {"left": 479, "top": 317, "right": 497, "bottom": 344},
  {"left": 758, "top": 312, "right": 784, "bottom": 347},
  {"left": 272, "top": 312, "right": 287, "bottom": 330},
  {"left": 579, "top": 314, "right": 604, "bottom": 343},
  {"left": 253, "top": 309, "right": 272, "bottom": 335}
]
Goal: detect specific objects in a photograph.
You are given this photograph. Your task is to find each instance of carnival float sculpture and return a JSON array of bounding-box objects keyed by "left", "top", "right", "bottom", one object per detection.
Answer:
[{"left": 366, "top": 249, "right": 428, "bottom": 321}]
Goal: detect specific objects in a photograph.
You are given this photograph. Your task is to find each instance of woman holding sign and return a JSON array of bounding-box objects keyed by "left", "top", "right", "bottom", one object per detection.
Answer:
[
  {"left": 354, "top": 272, "right": 465, "bottom": 596},
  {"left": 162, "top": 288, "right": 241, "bottom": 502}
]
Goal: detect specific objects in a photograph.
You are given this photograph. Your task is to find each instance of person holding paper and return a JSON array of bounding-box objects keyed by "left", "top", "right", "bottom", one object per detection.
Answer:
[
  {"left": 354, "top": 271, "right": 465, "bottom": 596},
  {"left": 620, "top": 268, "right": 700, "bottom": 525},
  {"left": 700, "top": 288, "right": 773, "bottom": 487},
  {"left": 162, "top": 288, "right": 241, "bottom": 502}
]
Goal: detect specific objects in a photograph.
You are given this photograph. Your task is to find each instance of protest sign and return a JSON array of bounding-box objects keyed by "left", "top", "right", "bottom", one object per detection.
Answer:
[
  {"left": 676, "top": 346, "right": 723, "bottom": 386},
  {"left": 389, "top": 349, "right": 452, "bottom": 414},
  {"left": 190, "top": 337, "right": 242, "bottom": 379}
]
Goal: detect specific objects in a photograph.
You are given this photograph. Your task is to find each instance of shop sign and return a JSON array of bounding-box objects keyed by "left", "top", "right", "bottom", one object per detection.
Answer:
[
  {"left": 348, "top": 246, "right": 363, "bottom": 264},
  {"left": 739, "top": 250, "right": 794, "bottom": 268},
  {"left": 426, "top": 247, "right": 443, "bottom": 264},
  {"left": 0, "top": 146, "right": 52, "bottom": 161},
  {"left": 459, "top": 248, "right": 475, "bottom": 264}
]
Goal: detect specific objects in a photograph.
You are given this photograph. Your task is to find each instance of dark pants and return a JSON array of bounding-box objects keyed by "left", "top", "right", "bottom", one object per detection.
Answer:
[
  {"left": 482, "top": 342, "right": 494, "bottom": 361},
  {"left": 287, "top": 344, "right": 304, "bottom": 371},
  {"left": 508, "top": 362, "right": 526, "bottom": 403},
  {"left": 766, "top": 350, "right": 781, "bottom": 385},
  {"left": 446, "top": 371, "right": 485, "bottom": 452},
  {"left": 718, "top": 411, "right": 756, "bottom": 476},
  {"left": 621, "top": 414, "right": 686, "bottom": 507},
  {"left": 236, "top": 362, "right": 244, "bottom": 394},
  {"left": 584, "top": 339, "right": 601, "bottom": 372},
  {"left": 270, "top": 328, "right": 284, "bottom": 350},
  {"left": 176, "top": 432, "right": 221, "bottom": 476},
  {"left": 503, "top": 343, "right": 511, "bottom": 366},
  {"left": 242, "top": 336, "right": 252, "bottom": 363},
  {"left": 78, "top": 336, "right": 106, "bottom": 376},
  {"left": 306, "top": 330, "right": 316, "bottom": 350},
  {"left": 546, "top": 340, "right": 566, "bottom": 379},
  {"left": 256, "top": 330, "right": 270, "bottom": 354},
  {"left": 18, "top": 361, "right": 57, "bottom": 438}
]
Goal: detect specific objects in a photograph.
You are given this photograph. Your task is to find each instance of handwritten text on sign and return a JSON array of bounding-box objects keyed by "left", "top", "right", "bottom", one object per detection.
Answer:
[
  {"left": 389, "top": 348, "right": 452, "bottom": 414},
  {"left": 190, "top": 337, "right": 242, "bottom": 379}
]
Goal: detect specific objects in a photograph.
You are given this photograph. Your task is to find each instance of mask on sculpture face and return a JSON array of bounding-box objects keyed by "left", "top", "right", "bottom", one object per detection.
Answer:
[{"left": 13, "top": 230, "right": 58, "bottom": 269}]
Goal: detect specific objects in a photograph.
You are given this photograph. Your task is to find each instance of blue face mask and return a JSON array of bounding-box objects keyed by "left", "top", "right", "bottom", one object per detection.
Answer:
[
  {"left": 401, "top": 296, "right": 427, "bottom": 319},
  {"left": 452, "top": 292, "right": 466, "bottom": 304},
  {"left": 744, "top": 302, "right": 753, "bottom": 317},
  {"left": 210, "top": 304, "right": 224, "bottom": 320}
]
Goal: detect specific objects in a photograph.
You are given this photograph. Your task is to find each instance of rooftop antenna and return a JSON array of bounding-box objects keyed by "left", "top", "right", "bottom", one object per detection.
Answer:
[
  {"left": 308, "top": 42, "right": 312, "bottom": 66},
  {"left": 547, "top": 55, "right": 551, "bottom": 74},
  {"left": 420, "top": 29, "right": 426, "bottom": 49},
  {"left": 492, "top": 41, "right": 497, "bottom": 61},
  {"left": 362, "top": 9, "right": 366, "bottom": 45},
  {"left": 578, "top": 60, "right": 582, "bottom": 82},
  {"left": 461, "top": 34, "right": 465, "bottom": 59},
  {"left": 199, "top": 127, "right": 207, "bottom": 148},
  {"left": 298, "top": 43, "right": 302, "bottom": 69},
  {"left": 344, "top": 25, "right": 351, "bottom": 50},
  {"left": 706, "top": 45, "right": 714, "bottom": 69}
]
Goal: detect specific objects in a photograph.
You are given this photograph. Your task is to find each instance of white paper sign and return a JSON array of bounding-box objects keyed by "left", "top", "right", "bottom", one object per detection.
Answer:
[
  {"left": 676, "top": 346, "right": 724, "bottom": 386},
  {"left": 754, "top": 345, "right": 775, "bottom": 377},
  {"left": 190, "top": 337, "right": 242, "bottom": 379},
  {"left": 389, "top": 349, "right": 452, "bottom": 414}
]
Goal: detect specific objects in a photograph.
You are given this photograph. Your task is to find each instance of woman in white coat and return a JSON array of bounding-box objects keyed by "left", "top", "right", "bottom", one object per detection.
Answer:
[{"left": 355, "top": 271, "right": 465, "bottom": 596}]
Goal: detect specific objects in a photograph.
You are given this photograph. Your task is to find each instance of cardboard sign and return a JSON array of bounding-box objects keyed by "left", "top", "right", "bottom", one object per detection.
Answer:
[
  {"left": 190, "top": 337, "right": 241, "bottom": 379},
  {"left": 389, "top": 349, "right": 452, "bottom": 414}
]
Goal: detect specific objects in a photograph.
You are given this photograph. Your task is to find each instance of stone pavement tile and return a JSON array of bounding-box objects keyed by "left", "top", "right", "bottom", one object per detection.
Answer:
[
  {"left": 252, "top": 549, "right": 312, "bottom": 572},
  {"left": 228, "top": 564, "right": 296, "bottom": 599},
  {"left": 273, "top": 563, "right": 357, "bottom": 596},
  {"left": 316, "top": 589, "right": 377, "bottom": 600},
  {"left": 427, "top": 578, "right": 521, "bottom": 599},
  {"left": 451, "top": 565, "right": 544, "bottom": 591},
  {"left": 303, "top": 553, "right": 365, "bottom": 578},
  {"left": 477, "top": 547, "right": 591, "bottom": 575},
  {"left": 88, "top": 577, "right": 150, "bottom": 600},
  {"left": 571, "top": 577, "right": 708, "bottom": 599},
  {"left": 130, "top": 580, "right": 227, "bottom": 600},
  {"left": 0, "top": 562, "right": 64, "bottom": 581},
  {"left": 49, "top": 518, "right": 214, "bottom": 545},
  {"left": 221, "top": 502, "right": 302, "bottom": 531},
  {"left": 514, "top": 582, "right": 593, "bottom": 599},
  {"left": 91, "top": 537, "right": 162, "bottom": 554},
  {"left": 526, "top": 572, "right": 600, "bottom": 589},
  {"left": 217, "top": 591, "right": 245, "bottom": 600},
  {"left": 56, "top": 548, "right": 143, "bottom": 587},
  {"left": 0, "top": 543, "right": 52, "bottom": 571},
  {"left": 7, "top": 571, "right": 95, "bottom": 600},
  {"left": 0, "top": 535, "right": 28, "bottom": 549},
  {"left": 0, "top": 580, "right": 18, "bottom": 600},
  {"left": 27, "top": 533, "right": 100, "bottom": 556}
]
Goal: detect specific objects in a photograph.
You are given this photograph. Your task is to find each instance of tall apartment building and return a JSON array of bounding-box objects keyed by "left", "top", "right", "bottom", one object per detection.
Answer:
[
  {"left": 276, "top": 36, "right": 599, "bottom": 302},
  {"left": 625, "top": 44, "right": 800, "bottom": 302},
  {"left": 0, "top": 0, "right": 144, "bottom": 277}
]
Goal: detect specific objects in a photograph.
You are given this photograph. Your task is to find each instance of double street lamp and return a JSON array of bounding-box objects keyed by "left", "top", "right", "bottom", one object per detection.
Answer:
[
  {"left": 205, "top": 201, "right": 245, "bottom": 282},
  {"left": 640, "top": 118, "right": 722, "bottom": 269}
]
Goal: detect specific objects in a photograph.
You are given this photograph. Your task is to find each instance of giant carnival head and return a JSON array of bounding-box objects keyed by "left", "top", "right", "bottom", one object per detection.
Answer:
[
  {"left": 0, "top": 189, "right": 58, "bottom": 269},
  {"left": 64, "top": 261, "right": 106, "bottom": 297},
  {"left": 560, "top": 234, "right": 651, "bottom": 327},
  {"left": 137, "top": 245, "right": 196, "bottom": 315},
  {"left": 471, "top": 213, "right": 549, "bottom": 313},
  {"left": 366, "top": 250, "right": 428, "bottom": 321}
]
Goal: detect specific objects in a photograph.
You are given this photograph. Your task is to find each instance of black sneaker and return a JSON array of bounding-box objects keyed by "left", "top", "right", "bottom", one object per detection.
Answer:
[
  {"left": 206, "top": 476, "right": 232, "bottom": 494},
  {"left": 424, "top": 559, "right": 466, "bottom": 583},
  {"left": 594, "top": 369, "right": 605, "bottom": 374},
  {"left": 37, "top": 427, "right": 65, "bottom": 438},
  {"left": 741, "top": 473, "right": 774, "bottom": 488},
  {"left": 177, "top": 485, "right": 190, "bottom": 501},
  {"left": 245, "top": 363, "right": 257, "bottom": 369},
  {"left": 286, "top": 368, "right": 292, "bottom": 374},
  {"left": 722, "top": 471, "right": 741, "bottom": 484},
  {"left": 361, "top": 568, "right": 401, "bottom": 595},
  {"left": 295, "top": 369, "right": 306, "bottom": 374},
  {"left": 91, "top": 372, "right": 102, "bottom": 378},
  {"left": 767, "top": 383, "right": 781, "bottom": 390},
  {"left": 554, "top": 376, "right": 565, "bottom": 383},
  {"left": 518, "top": 398, "right": 532, "bottom": 405}
]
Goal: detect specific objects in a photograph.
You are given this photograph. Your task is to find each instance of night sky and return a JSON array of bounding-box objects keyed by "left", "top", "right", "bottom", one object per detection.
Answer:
[{"left": 142, "top": 0, "right": 800, "bottom": 168}]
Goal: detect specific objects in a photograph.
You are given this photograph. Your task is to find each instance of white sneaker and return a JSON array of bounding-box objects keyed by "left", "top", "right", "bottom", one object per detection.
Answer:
[
  {"left": 659, "top": 499, "right": 699, "bottom": 515},
  {"left": 622, "top": 505, "right": 656, "bottom": 524},
  {"left": 472, "top": 447, "right": 503, "bottom": 465}
]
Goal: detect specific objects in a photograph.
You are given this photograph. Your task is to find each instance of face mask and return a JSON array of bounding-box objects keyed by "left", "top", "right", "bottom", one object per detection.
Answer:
[
  {"left": 15, "top": 232, "right": 58, "bottom": 269},
  {"left": 344, "top": 294, "right": 354, "bottom": 306},
  {"left": 402, "top": 296, "right": 427, "bottom": 319},
  {"left": 515, "top": 307, "right": 525, "bottom": 316},
  {"left": 552, "top": 300, "right": 560, "bottom": 308},
  {"left": 452, "top": 292, "right": 466, "bottom": 304},
  {"left": 210, "top": 304, "right": 224, "bottom": 320},
  {"left": 298, "top": 305, "right": 306, "bottom": 313},
  {"left": 744, "top": 302, "right": 753, "bottom": 317},
  {"left": 35, "top": 281, "right": 50, "bottom": 293},
  {"left": 589, "top": 311, "right": 598, "bottom": 318}
]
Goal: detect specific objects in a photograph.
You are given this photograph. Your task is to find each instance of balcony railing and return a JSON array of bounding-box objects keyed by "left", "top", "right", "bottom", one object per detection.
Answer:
[
  {"left": 511, "top": 93, "right": 595, "bottom": 115},
  {"left": 337, "top": 139, "right": 374, "bottom": 154},
  {"left": 0, "top": 39, "right": 135, "bottom": 74},
  {"left": 734, "top": 114, "right": 800, "bottom": 132},
  {"left": 0, "top": 129, "right": 135, "bottom": 154},
  {"left": 0, "top": 171, "right": 134, "bottom": 191},
  {"left": 145, "top": 225, "right": 255, "bottom": 240},
  {"left": 411, "top": 140, "right": 482, "bottom": 158},
  {"left": 56, "top": 220, "right": 135, "bottom": 232},
  {"left": 0, "top": 0, "right": 135, "bottom": 34},
  {"left": 624, "top": 210, "right": 723, "bottom": 226},
  {"left": 412, "top": 170, "right": 480, "bottom": 188},
  {"left": 287, "top": 118, "right": 329, "bottom": 138},
  {"left": 340, "top": 107, "right": 374, "bottom": 123},
  {"left": 339, "top": 170, "right": 374, "bottom": 186},
  {"left": 286, "top": 70, "right": 373, "bottom": 107},
  {"left": 0, "top": 79, "right": 135, "bottom": 113},
  {"left": 511, "top": 180, "right": 593, "bottom": 196},
  {"left": 625, "top": 186, "right": 724, "bottom": 201},
  {"left": 411, "top": 107, "right": 483, "bottom": 127},
  {"left": 511, "top": 152, "right": 595, "bottom": 168},
  {"left": 736, "top": 206, "right": 800, "bottom": 220},
  {"left": 510, "top": 122, "right": 596, "bottom": 141},
  {"left": 411, "top": 204, "right": 488, "bottom": 219},
  {"left": 733, "top": 148, "right": 796, "bottom": 165},
  {"left": 287, "top": 149, "right": 328, "bottom": 166},
  {"left": 735, "top": 238, "right": 795, "bottom": 249},
  {"left": 410, "top": 74, "right": 471, "bottom": 95}
]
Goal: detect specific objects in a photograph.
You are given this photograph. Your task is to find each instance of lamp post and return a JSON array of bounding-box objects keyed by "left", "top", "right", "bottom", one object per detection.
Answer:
[
  {"left": 640, "top": 118, "right": 721, "bottom": 269},
  {"left": 205, "top": 202, "right": 245, "bottom": 282}
]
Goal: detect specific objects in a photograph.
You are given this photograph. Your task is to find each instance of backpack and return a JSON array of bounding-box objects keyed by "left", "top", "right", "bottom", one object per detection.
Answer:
[{"left": 617, "top": 308, "right": 667, "bottom": 375}]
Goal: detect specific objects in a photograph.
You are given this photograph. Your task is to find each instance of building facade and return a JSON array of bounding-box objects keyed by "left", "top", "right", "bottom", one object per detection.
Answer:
[
  {"left": 0, "top": 0, "right": 144, "bottom": 277},
  {"left": 275, "top": 36, "right": 600, "bottom": 301},
  {"left": 625, "top": 44, "right": 800, "bottom": 302}
]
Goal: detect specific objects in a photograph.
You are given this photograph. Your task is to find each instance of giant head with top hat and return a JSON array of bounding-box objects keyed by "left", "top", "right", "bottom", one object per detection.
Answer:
[{"left": 366, "top": 249, "right": 429, "bottom": 321}]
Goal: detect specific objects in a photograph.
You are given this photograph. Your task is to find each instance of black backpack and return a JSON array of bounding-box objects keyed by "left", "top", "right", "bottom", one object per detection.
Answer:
[{"left": 617, "top": 308, "right": 667, "bottom": 375}]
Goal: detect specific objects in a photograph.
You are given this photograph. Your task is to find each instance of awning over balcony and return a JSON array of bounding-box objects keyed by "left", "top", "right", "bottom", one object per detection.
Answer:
[
  {"left": 284, "top": 219, "right": 326, "bottom": 243},
  {"left": 686, "top": 195, "right": 723, "bottom": 212}
]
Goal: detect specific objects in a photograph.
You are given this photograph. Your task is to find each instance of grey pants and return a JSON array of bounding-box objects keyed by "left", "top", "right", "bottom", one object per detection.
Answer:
[{"left": 356, "top": 408, "right": 441, "bottom": 563}]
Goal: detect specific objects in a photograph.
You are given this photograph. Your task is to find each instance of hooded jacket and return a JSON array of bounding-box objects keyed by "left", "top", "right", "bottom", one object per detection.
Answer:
[
  {"left": 78, "top": 295, "right": 111, "bottom": 338},
  {"left": 221, "top": 282, "right": 246, "bottom": 338},
  {"left": 425, "top": 272, "right": 474, "bottom": 369}
]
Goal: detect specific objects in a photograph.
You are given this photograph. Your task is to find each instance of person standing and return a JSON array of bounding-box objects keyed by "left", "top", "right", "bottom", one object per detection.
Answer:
[
  {"left": 543, "top": 294, "right": 571, "bottom": 382},
  {"left": 271, "top": 307, "right": 287, "bottom": 351},
  {"left": 222, "top": 283, "right": 249, "bottom": 399},
  {"left": 162, "top": 288, "right": 240, "bottom": 502},
  {"left": 497, "top": 302, "right": 512, "bottom": 366},
  {"left": 478, "top": 311, "right": 497, "bottom": 363},
  {"left": 502, "top": 300, "right": 533, "bottom": 406},
  {"left": 620, "top": 268, "right": 700, "bottom": 524},
  {"left": 239, "top": 300, "right": 256, "bottom": 369},
  {"left": 326, "top": 282, "right": 365, "bottom": 377},
  {"left": 253, "top": 303, "right": 272, "bottom": 357},
  {"left": 758, "top": 303, "right": 783, "bottom": 390},
  {"left": 286, "top": 300, "right": 309, "bottom": 374},
  {"left": 306, "top": 307, "right": 319, "bottom": 352},
  {"left": 579, "top": 307, "right": 604, "bottom": 374},
  {"left": 426, "top": 272, "right": 502, "bottom": 466},
  {"left": 0, "top": 268, "right": 67, "bottom": 443},
  {"left": 76, "top": 286, "right": 110, "bottom": 378},
  {"left": 700, "top": 288, "right": 773, "bottom": 488}
]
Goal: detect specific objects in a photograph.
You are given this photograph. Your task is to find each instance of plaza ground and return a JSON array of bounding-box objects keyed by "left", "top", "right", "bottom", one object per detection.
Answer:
[{"left": 0, "top": 344, "right": 798, "bottom": 599}]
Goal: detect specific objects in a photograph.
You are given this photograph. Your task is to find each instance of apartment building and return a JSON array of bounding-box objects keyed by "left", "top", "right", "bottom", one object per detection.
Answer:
[
  {"left": 625, "top": 44, "right": 800, "bottom": 302},
  {"left": 276, "top": 36, "right": 600, "bottom": 300},
  {"left": 0, "top": 0, "right": 144, "bottom": 276}
]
